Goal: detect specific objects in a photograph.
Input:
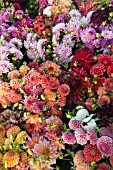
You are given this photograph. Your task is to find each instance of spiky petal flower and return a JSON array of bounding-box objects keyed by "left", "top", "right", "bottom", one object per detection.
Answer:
[
  {"left": 97, "top": 136, "right": 113, "bottom": 156},
  {"left": 3, "top": 151, "right": 20, "bottom": 168},
  {"left": 80, "top": 27, "right": 96, "bottom": 43},
  {"left": 90, "top": 63, "right": 105, "bottom": 76},
  {"left": 98, "top": 54, "right": 112, "bottom": 68},
  {"left": 62, "top": 131, "right": 76, "bottom": 144},
  {"left": 84, "top": 144, "right": 102, "bottom": 162}
]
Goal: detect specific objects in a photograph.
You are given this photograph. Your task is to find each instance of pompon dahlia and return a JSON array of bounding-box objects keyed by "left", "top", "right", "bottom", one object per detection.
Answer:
[
  {"left": 3, "top": 151, "right": 20, "bottom": 168},
  {"left": 62, "top": 131, "right": 76, "bottom": 144},
  {"left": 104, "top": 78, "right": 113, "bottom": 91},
  {"left": 19, "top": 65, "right": 30, "bottom": 77},
  {"left": 8, "top": 70, "right": 20, "bottom": 79},
  {"left": 96, "top": 163, "right": 111, "bottom": 170},
  {"left": 44, "top": 89, "right": 56, "bottom": 101},
  {"left": 73, "top": 150, "right": 86, "bottom": 166},
  {"left": 46, "top": 116, "right": 63, "bottom": 134},
  {"left": 84, "top": 144, "right": 102, "bottom": 162},
  {"left": 107, "top": 65, "right": 113, "bottom": 77},
  {"left": 86, "top": 129, "right": 98, "bottom": 145},
  {"left": 0, "top": 124, "right": 5, "bottom": 137},
  {"left": 15, "top": 131, "right": 28, "bottom": 144},
  {"left": 69, "top": 119, "right": 82, "bottom": 130},
  {"left": 58, "top": 84, "right": 70, "bottom": 97},
  {"left": 90, "top": 63, "right": 105, "bottom": 76},
  {"left": 97, "top": 136, "right": 113, "bottom": 156},
  {"left": 29, "top": 71, "right": 41, "bottom": 86},
  {"left": 6, "top": 126, "right": 21, "bottom": 138},
  {"left": 12, "top": 162, "right": 29, "bottom": 170},
  {"left": 74, "top": 128, "right": 87, "bottom": 145},
  {"left": 98, "top": 54, "right": 112, "bottom": 68},
  {"left": 43, "top": 61, "right": 61, "bottom": 75}
]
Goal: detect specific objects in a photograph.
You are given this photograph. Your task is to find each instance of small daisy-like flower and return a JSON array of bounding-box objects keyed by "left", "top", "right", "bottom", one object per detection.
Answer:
[
  {"left": 98, "top": 95, "right": 110, "bottom": 106},
  {"left": 97, "top": 136, "right": 113, "bottom": 156},
  {"left": 19, "top": 65, "right": 30, "bottom": 77},
  {"left": 104, "top": 78, "right": 113, "bottom": 91},
  {"left": 10, "top": 79, "right": 21, "bottom": 90},
  {"left": 6, "top": 125, "right": 21, "bottom": 138},
  {"left": 98, "top": 54, "right": 112, "bottom": 68},
  {"left": 8, "top": 70, "right": 20, "bottom": 79},
  {"left": 46, "top": 116, "right": 63, "bottom": 134},
  {"left": 74, "top": 128, "right": 87, "bottom": 145},
  {"left": 69, "top": 119, "right": 82, "bottom": 130},
  {"left": 9, "top": 48, "right": 23, "bottom": 60},
  {"left": 43, "top": 61, "right": 61, "bottom": 75},
  {"left": 84, "top": 144, "right": 102, "bottom": 162},
  {"left": 101, "top": 30, "right": 113, "bottom": 40},
  {"left": 58, "top": 84, "right": 70, "bottom": 97},
  {"left": 0, "top": 124, "right": 5, "bottom": 137},
  {"left": 90, "top": 63, "right": 105, "bottom": 76},
  {"left": 44, "top": 89, "right": 56, "bottom": 101},
  {"left": 0, "top": 60, "right": 14, "bottom": 76},
  {"left": 86, "top": 129, "right": 98, "bottom": 145},
  {"left": 96, "top": 163, "right": 111, "bottom": 170},
  {"left": 29, "top": 71, "right": 41, "bottom": 86},
  {"left": 107, "top": 65, "right": 113, "bottom": 77},
  {"left": 62, "top": 131, "right": 76, "bottom": 144},
  {"left": 15, "top": 131, "right": 28, "bottom": 144},
  {"left": 9, "top": 38, "right": 22, "bottom": 49},
  {"left": 3, "top": 151, "right": 20, "bottom": 168}
]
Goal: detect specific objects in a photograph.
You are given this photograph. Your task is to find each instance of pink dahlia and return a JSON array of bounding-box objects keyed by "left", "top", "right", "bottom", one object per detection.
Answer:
[
  {"left": 69, "top": 119, "right": 82, "bottom": 130},
  {"left": 7, "top": 89, "right": 22, "bottom": 103},
  {"left": 90, "top": 63, "right": 105, "bottom": 76},
  {"left": 62, "top": 131, "right": 76, "bottom": 145},
  {"left": 97, "top": 136, "right": 113, "bottom": 156},
  {"left": 98, "top": 54, "right": 112, "bottom": 68},
  {"left": 84, "top": 144, "right": 102, "bottom": 162},
  {"left": 74, "top": 128, "right": 87, "bottom": 145},
  {"left": 104, "top": 78, "right": 113, "bottom": 91},
  {"left": 100, "top": 127, "right": 113, "bottom": 139},
  {"left": 86, "top": 129, "right": 98, "bottom": 145},
  {"left": 96, "top": 163, "right": 111, "bottom": 170}
]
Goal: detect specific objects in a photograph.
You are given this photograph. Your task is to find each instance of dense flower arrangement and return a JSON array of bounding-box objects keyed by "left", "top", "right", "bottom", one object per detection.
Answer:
[{"left": 0, "top": 0, "right": 113, "bottom": 169}]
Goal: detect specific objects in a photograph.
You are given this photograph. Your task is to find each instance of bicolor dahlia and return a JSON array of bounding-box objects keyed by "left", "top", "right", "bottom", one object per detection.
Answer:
[
  {"left": 62, "top": 131, "right": 76, "bottom": 144},
  {"left": 86, "top": 129, "right": 98, "bottom": 145},
  {"left": 97, "top": 136, "right": 113, "bottom": 156},
  {"left": 74, "top": 128, "right": 87, "bottom": 145},
  {"left": 84, "top": 144, "right": 102, "bottom": 162},
  {"left": 3, "top": 151, "right": 20, "bottom": 168},
  {"left": 104, "top": 78, "right": 113, "bottom": 91},
  {"left": 96, "top": 163, "right": 111, "bottom": 170}
]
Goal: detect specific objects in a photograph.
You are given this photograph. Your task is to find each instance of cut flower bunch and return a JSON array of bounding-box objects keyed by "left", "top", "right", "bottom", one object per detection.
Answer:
[{"left": 0, "top": 0, "right": 113, "bottom": 169}]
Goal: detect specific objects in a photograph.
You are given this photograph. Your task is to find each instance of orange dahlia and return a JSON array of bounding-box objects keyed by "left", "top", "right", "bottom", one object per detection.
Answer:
[
  {"left": 43, "top": 61, "right": 61, "bottom": 75},
  {"left": 29, "top": 71, "right": 41, "bottom": 85},
  {"left": 6, "top": 126, "right": 21, "bottom": 138},
  {"left": 44, "top": 89, "right": 56, "bottom": 101},
  {"left": 58, "top": 84, "right": 70, "bottom": 97},
  {"left": 10, "top": 79, "right": 21, "bottom": 90},
  {"left": 5, "top": 138, "right": 13, "bottom": 150},
  {"left": 74, "top": 150, "right": 86, "bottom": 166},
  {"left": 3, "top": 151, "right": 20, "bottom": 168},
  {"left": 76, "top": 162, "right": 91, "bottom": 170},
  {"left": 19, "top": 65, "right": 30, "bottom": 77},
  {"left": 8, "top": 70, "right": 20, "bottom": 79},
  {"left": 20, "top": 152, "right": 28, "bottom": 165}
]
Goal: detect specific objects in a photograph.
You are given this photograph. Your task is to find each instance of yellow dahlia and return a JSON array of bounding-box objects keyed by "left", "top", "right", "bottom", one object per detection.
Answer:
[
  {"left": 0, "top": 137, "right": 5, "bottom": 147},
  {"left": 0, "top": 152, "right": 2, "bottom": 160},
  {"left": 3, "top": 151, "right": 20, "bottom": 168},
  {"left": 15, "top": 131, "right": 27, "bottom": 144},
  {"left": 5, "top": 138, "right": 13, "bottom": 150},
  {"left": 6, "top": 126, "right": 21, "bottom": 138}
]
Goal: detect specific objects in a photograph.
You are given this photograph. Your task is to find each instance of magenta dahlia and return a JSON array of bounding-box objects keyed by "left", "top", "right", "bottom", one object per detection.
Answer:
[{"left": 62, "top": 131, "right": 76, "bottom": 145}]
